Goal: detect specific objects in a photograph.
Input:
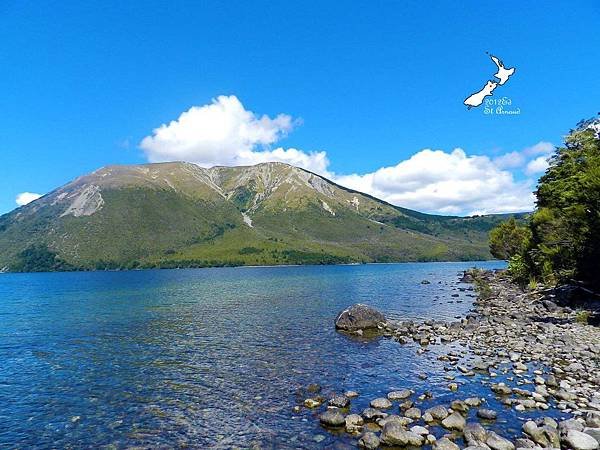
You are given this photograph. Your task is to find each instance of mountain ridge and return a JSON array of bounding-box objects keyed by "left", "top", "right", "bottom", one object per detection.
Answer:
[{"left": 0, "top": 161, "right": 526, "bottom": 272}]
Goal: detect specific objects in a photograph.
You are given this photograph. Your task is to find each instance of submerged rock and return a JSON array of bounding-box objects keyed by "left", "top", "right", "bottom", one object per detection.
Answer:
[
  {"left": 335, "top": 304, "right": 385, "bottom": 331},
  {"left": 345, "top": 390, "right": 359, "bottom": 398},
  {"left": 477, "top": 408, "right": 498, "bottom": 420}
]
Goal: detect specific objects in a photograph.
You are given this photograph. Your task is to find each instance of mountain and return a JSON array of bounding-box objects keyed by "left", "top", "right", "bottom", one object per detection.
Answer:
[{"left": 0, "top": 162, "right": 524, "bottom": 271}]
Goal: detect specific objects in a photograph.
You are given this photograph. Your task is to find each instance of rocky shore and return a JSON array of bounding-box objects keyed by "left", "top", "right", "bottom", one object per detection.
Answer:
[{"left": 301, "top": 270, "right": 600, "bottom": 449}]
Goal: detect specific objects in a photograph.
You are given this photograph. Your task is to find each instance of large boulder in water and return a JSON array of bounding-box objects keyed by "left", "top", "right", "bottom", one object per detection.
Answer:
[{"left": 335, "top": 304, "right": 385, "bottom": 331}]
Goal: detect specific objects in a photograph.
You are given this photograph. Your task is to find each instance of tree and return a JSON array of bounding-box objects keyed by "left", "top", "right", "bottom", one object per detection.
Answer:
[
  {"left": 488, "top": 116, "right": 600, "bottom": 288},
  {"left": 489, "top": 217, "right": 531, "bottom": 260},
  {"left": 13, "top": 244, "right": 74, "bottom": 272},
  {"left": 530, "top": 118, "right": 600, "bottom": 286}
]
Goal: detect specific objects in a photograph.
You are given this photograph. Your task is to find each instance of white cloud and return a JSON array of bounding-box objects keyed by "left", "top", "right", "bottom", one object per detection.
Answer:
[
  {"left": 16, "top": 192, "right": 42, "bottom": 206},
  {"left": 493, "top": 151, "right": 525, "bottom": 169},
  {"left": 333, "top": 149, "right": 535, "bottom": 215},
  {"left": 523, "top": 141, "right": 554, "bottom": 157},
  {"left": 525, "top": 155, "right": 551, "bottom": 175},
  {"left": 493, "top": 141, "right": 554, "bottom": 172},
  {"left": 139, "top": 95, "right": 541, "bottom": 215},
  {"left": 140, "top": 95, "right": 328, "bottom": 175}
]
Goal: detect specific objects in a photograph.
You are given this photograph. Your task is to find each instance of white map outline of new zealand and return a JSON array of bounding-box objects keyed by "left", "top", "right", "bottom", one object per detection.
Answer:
[{"left": 464, "top": 53, "right": 515, "bottom": 109}]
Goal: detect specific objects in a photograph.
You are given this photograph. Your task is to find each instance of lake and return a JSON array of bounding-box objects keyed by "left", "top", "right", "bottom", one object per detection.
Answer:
[{"left": 0, "top": 261, "right": 507, "bottom": 448}]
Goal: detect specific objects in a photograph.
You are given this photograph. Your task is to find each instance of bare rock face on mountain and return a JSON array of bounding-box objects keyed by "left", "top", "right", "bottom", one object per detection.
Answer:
[{"left": 335, "top": 304, "right": 386, "bottom": 331}]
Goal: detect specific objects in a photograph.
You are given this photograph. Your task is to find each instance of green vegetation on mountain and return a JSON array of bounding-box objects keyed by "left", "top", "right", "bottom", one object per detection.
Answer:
[
  {"left": 0, "top": 161, "right": 524, "bottom": 272},
  {"left": 489, "top": 117, "right": 600, "bottom": 288}
]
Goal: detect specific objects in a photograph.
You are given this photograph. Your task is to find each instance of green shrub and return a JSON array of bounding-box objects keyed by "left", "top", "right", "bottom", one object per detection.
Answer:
[
  {"left": 507, "top": 254, "right": 529, "bottom": 285},
  {"left": 239, "top": 246, "right": 263, "bottom": 255},
  {"left": 473, "top": 276, "right": 493, "bottom": 300},
  {"left": 575, "top": 310, "right": 590, "bottom": 324},
  {"left": 489, "top": 217, "right": 531, "bottom": 260}
]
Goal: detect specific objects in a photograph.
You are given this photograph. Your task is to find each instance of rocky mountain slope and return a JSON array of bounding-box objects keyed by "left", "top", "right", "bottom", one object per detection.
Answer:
[{"left": 0, "top": 162, "right": 523, "bottom": 271}]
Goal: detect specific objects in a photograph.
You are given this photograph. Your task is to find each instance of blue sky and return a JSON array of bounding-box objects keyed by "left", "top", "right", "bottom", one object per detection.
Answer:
[{"left": 2, "top": 1, "right": 599, "bottom": 215}]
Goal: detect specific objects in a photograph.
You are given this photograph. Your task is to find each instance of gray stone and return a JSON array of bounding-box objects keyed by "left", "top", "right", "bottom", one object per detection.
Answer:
[
  {"left": 319, "top": 408, "right": 345, "bottom": 427},
  {"left": 345, "top": 413, "right": 363, "bottom": 433},
  {"left": 434, "top": 437, "right": 460, "bottom": 450},
  {"left": 441, "top": 412, "right": 466, "bottom": 431},
  {"left": 329, "top": 395, "right": 350, "bottom": 408},
  {"left": 464, "top": 422, "right": 488, "bottom": 447},
  {"left": 465, "top": 397, "right": 483, "bottom": 407},
  {"left": 560, "top": 418, "right": 585, "bottom": 434},
  {"left": 514, "top": 438, "right": 536, "bottom": 448},
  {"left": 422, "top": 412, "right": 434, "bottom": 423},
  {"left": 450, "top": 399, "right": 469, "bottom": 412},
  {"left": 491, "top": 383, "right": 512, "bottom": 395},
  {"left": 477, "top": 408, "right": 498, "bottom": 420},
  {"left": 425, "top": 405, "right": 449, "bottom": 420},
  {"left": 313, "top": 434, "right": 326, "bottom": 443},
  {"left": 358, "top": 432, "right": 380, "bottom": 450},
  {"left": 486, "top": 431, "right": 515, "bottom": 450},
  {"left": 555, "top": 389, "right": 577, "bottom": 402},
  {"left": 399, "top": 400, "right": 414, "bottom": 410},
  {"left": 541, "top": 417, "right": 558, "bottom": 429},
  {"left": 523, "top": 420, "right": 539, "bottom": 437},
  {"left": 387, "top": 389, "right": 412, "bottom": 400},
  {"left": 362, "top": 407, "right": 388, "bottom": 421},
  {"left": 304, "top": 398, "right": 322, "bottom": 408},
  {"left": 370, "top": 397, "right": 392, "bottom": 409},
  {"left": 335, "top": 304, "right": 385, "bottom": 331},
  {"left": 472, "top": 358, "right": 491, "bottom": 371},
  {"left": 380, "top": 421, "right": 424, "bottom": 446},
  {"left": 410, "top": 425, "right": 429, "bottom": 436},
  {"left": 583, "top": 428, "right": 600, "bottom": 445},
  {"left": 378, "top": 415, "right": 412, "bottom": 428},
  {"left": 545, "top": 374, "right": 558, "bottom": 387},
  {"left": 405, "top": 407, "right": 421, "bottom": 419},
  {"left": 523, "top": 421, "right": 560, "bottom": 448},
  {"left": 562, "top": 430, "right": 599, "bottom": 450},
  {"left": 587, "top": 412, "right": 600, "bottom": 428}
]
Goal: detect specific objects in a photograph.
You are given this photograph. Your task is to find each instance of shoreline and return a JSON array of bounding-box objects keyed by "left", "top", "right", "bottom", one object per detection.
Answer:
[
  {"left": 0, "top": 259, "right": 504, "bottom": 275},
  {"left": 306, "top": 269, "right": 600, "bottom": 449}
]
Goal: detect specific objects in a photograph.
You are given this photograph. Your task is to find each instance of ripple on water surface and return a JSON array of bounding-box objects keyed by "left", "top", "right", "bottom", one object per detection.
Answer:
[{"left": 0, "top": 261, "right": 507, "bottom": 448}]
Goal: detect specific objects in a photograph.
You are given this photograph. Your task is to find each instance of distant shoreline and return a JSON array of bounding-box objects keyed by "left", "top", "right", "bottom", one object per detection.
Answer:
[{"left": 0, "top": 259, "right": 505, "bottom": 275}]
